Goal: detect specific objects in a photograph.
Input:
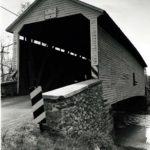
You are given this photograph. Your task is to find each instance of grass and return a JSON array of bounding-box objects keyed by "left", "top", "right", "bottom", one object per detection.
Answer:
[
  {"left": 2, "top": 124, "right": 146, "bottom": 150},
  {"left": 121, "top": 147, "right": 147, "bottom": 150},
  {"left": 2, "top": 123, "right": 132, "bottom": 150},
  {"left": 1, "top": 123, "right": 91, "bottom": 150}
]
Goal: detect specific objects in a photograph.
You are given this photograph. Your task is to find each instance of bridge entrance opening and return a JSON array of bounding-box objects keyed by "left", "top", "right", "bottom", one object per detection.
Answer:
[{"left": 19, "top": 14, "right": 91, "bottom": 95}]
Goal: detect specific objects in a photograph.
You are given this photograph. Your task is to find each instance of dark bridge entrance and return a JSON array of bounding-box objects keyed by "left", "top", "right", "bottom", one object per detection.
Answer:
[{"left": 19, "top": 14, "right": 91, "bottom": 95}]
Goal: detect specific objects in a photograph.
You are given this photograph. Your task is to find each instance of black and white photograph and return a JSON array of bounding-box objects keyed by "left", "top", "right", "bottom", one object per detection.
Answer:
[{"left": 1, "top": 0, "right": 150, "bottom": 149}]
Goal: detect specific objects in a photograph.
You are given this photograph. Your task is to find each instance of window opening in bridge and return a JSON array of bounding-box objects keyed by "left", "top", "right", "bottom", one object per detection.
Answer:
[
  {"left": 19, "top": 36, "right": 24, "bottom": 40},
  {"left": 19, "top": 14, "right": 91, "bottom": 95},
  {"left": 42, "top": 42, "right": 47, "bottom": 47},
  {"left": 34, "top": 40, "right": 41, "bottom": 45},
  {"left": 61, "top": 49, "right": 65, "bottom": 52},
  {"left": 133, "top": 72, "right": 137, "bottom": 86}
]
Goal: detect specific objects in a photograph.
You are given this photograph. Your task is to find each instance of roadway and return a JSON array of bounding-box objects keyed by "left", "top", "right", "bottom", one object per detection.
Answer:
[{"left": 1, "top": 95, "right": 33, "bottom": 131}]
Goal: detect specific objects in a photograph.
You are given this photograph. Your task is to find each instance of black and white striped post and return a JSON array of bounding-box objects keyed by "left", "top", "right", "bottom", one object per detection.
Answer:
[
  {"left": 91, "top": 65, "right": 99, "bottom": 79},
  {"left": 30, "top": 86, "right": 46, "bottom": 130}
]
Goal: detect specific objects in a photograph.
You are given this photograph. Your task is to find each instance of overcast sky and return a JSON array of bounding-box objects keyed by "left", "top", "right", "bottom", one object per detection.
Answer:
[{"left": 0, "top": 0, "right": 150, "bottom": 75}]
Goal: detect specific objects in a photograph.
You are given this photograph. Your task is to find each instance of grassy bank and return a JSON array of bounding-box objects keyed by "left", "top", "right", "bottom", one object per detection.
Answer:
[
  {"left": 2, "top": 122, "right": 120, "bottom": 150},
  {"left": 2, "top": 123, "right": 88, "bottom": 150},
  {"left": 2, "top": 122, "right": 146, "bottom": 150}
]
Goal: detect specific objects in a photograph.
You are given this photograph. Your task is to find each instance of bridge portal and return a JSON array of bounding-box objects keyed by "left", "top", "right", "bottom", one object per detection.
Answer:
[{"left": 19, "top": 14, "right": 91, "bottom": 94}]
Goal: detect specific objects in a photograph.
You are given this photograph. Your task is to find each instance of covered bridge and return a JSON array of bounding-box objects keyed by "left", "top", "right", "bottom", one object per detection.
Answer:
[{"left": 6, "top": 0, "right": 147, "bottom": 104}]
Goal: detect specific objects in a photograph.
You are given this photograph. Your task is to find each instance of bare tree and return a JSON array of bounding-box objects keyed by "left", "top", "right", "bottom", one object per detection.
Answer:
[
  {"left": 0, "top": 1, "right": 31, "bottom": 82},
  {"left": 0, "top": 39, "right": 14, "bottom": 82},
  {"left": 18, "top": 1, "right": 31, "bottom": 15}
]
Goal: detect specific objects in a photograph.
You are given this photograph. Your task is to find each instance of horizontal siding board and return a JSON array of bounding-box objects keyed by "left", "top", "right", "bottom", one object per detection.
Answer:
[{"left": 98, "top": 25, "right": 145, "bottom": 103}]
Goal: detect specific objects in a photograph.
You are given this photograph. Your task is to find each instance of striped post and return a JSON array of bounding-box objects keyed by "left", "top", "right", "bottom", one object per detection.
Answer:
[
  {"left": 94, "top": 145, "right": 100, "bottom": 150},
  {"left": 30, "top": 86, "right": 46, "bottom": 125},
  {"left": 91, "top": 65, "right": 99, "bottom": 79},
  {"left": 94, "top": 146, "right": 100, "bottom": 150}
]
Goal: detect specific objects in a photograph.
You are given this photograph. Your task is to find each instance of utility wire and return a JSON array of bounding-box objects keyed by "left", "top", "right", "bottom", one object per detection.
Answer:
[{"left": 0, "top": 5, "right": 18, "bottom": 16}]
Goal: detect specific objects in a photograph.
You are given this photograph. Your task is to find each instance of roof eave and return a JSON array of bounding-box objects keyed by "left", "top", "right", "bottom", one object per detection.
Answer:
[
  {"left": 98, "top": 11, "right": 147, "bottom": 67},
  {"left": 71, "top": 0, "right": 104, "bottom": 13},
  {"left": 6, "top": 0, "right": 41, "bottom": 33}
]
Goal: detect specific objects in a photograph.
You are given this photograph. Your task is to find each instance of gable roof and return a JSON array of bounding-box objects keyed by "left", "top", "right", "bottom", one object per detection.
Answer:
[
  {"left": 6, "top": 0, "right": 147, "bottom": 67},
  {"left": 6, "top": 0, "right": 103, "bottom": 32}
]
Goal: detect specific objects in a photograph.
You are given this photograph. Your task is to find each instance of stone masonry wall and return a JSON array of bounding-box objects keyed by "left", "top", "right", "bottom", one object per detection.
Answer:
[
  {"left": 44, "top": 82, "right": 115, "bottom": 148},
  {"left": 1, "top": 81, "right": 17, "bottom": 97}
]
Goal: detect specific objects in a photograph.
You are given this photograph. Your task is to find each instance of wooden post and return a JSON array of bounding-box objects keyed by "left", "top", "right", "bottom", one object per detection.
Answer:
[
  {"left": 13, "top": 32, "right": 20, "bottom": 94},
  {"left": 90, "top": 18, "right": 99, "bottom": 79}
]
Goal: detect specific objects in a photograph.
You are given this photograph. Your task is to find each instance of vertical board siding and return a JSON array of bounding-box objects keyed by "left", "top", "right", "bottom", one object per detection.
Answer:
[
  {"left": 13, "top": 32, "right": 18, "bottom": 70},
  {"left": 90, "top": 17, "right": 99, "bottom": 78},
  {"left": 90, "top": 18, "right": 98, "bottom": 66},
  {"left": 98, "top": 26, "right": 145, "bottom": 104},
  {"left": 13, "top": 32, "right": 20, "bottom": 93}
]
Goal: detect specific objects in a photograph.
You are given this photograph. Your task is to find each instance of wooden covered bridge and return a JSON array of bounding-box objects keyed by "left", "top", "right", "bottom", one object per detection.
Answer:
[
  {"left": 6, "top": 0, "right": 147, "bottom": 138},
  {"left": 6, "top": 0, "right": 147, "bottom": 102}
]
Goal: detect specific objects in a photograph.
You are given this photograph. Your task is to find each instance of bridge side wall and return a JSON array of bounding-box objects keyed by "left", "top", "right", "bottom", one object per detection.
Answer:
[{"left": 98, "top": 26, "right": 145, "bottom": 104}]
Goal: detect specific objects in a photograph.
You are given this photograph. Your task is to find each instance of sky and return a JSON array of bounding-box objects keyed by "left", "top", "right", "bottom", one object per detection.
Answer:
[{"left": 0, "top": 0, "right": 150, "bottom": 75}]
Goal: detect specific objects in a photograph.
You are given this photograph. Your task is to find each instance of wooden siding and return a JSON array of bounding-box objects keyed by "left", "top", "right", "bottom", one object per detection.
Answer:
[
  {"left": 98, "top": 26, "right": 145, "bottom": 104},
  {"left": 11, "top": 0, "right": 145, "bottom": 103},
  {"left": 12, "top": 0, "right": 101, "bottom": 32},
  {"left": 12, "top": 32, "right": 18, "bottom": 70},
  {"left": 12, "top": 0, "right": 101, "bottom": 78}
]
